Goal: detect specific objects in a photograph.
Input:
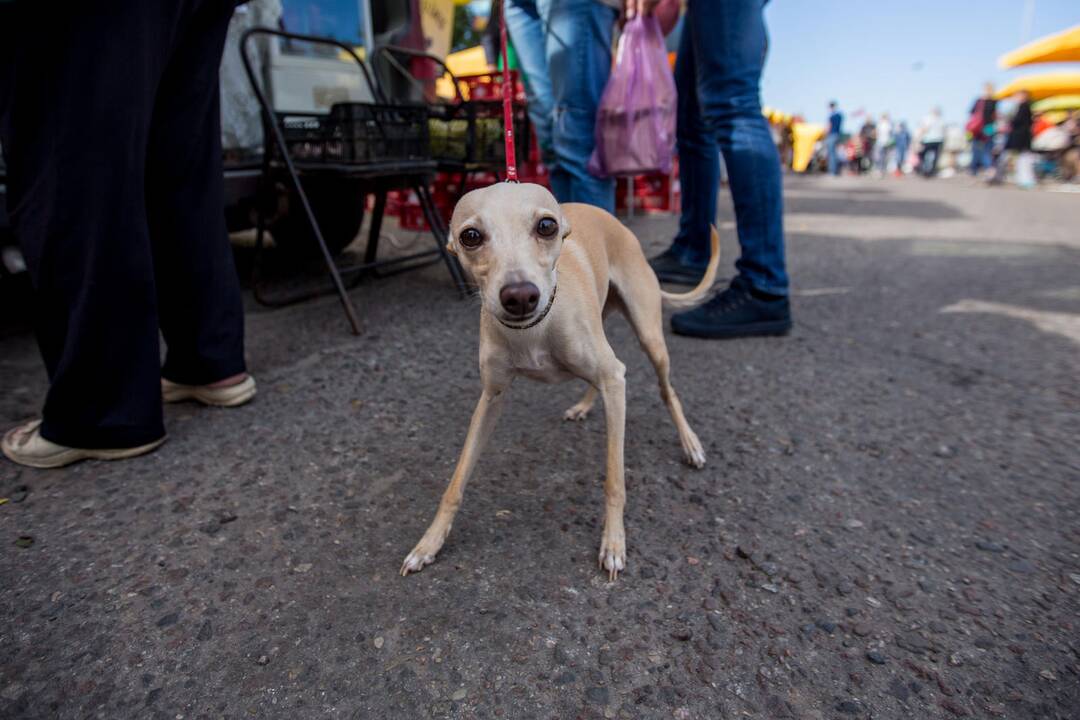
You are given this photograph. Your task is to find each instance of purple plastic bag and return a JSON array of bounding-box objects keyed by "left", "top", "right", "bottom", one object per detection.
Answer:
[{"left": 588, "top": 16, "right": 677, "bottom": 178}]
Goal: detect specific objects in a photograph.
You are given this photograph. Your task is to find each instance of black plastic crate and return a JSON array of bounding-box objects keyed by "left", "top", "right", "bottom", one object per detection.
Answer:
[
  {"left": 278, "top": 102, "right": 429, "bottom": 165},
  {"left": 427, "top": 100, "right": 529, "bottom": 168}
]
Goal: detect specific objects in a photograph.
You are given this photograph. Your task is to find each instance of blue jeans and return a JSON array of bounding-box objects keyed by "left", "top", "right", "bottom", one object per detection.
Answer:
[
  {"left": 504, "top": 0, "right": 617, "bottom": 212},
  {"left": 970, "top": 137, "right": 992, "bottom": 175},
  {"left": 894, "top": 139, "right": 909, "bottom": 171},
  {"left": 670, "top": 0, "right": 788, "bottom": 296},
  {"left": 826, "top": 133, "right": 841, "bottom": 176},
  {"left": 920, "top": 141, "right": 942, "bottom": 177}
]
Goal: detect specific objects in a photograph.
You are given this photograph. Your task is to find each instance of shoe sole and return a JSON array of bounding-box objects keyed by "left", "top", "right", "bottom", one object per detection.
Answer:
[
  {"left": 1, "top": 436, "right": 166, "bottom": 469},
  {"left": 672, "top": 319, "right": 793, "bottom": 339},
  {"left": 162, "top": 377, "right": 257, "bottom": 407}
]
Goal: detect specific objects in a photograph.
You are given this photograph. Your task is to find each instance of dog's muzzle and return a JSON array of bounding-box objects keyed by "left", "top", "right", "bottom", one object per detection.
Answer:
[{"left": 494, "top": 283, "right": 558, "bottom": 330}]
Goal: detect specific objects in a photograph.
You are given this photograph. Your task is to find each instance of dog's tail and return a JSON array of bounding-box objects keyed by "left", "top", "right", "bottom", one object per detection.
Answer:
[{"left": 658, "top": 225, "right": 721, "bottom": 310}]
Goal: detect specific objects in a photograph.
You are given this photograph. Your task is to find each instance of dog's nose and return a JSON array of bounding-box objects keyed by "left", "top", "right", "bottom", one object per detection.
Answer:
[{"left": 499, "top": 282, "right": 541, "bottom": 317}]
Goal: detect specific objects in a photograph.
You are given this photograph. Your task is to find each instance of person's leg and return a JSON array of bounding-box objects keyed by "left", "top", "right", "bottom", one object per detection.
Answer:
[
  {"left": 670, "top": 0, "right": 790, "bottom": 339},
  {"left": 927, "top": 142, "right": 941, "bottom": 176},
  {"left": 827, "top": 134, "right": 839, "bottom": 175},
  {"left": 686, "top": 0, "right": 787, "bottom": 297},
  {"left": 539, "top": 0, "right": 617, "bottom": 211},
  {"left": 670, "top": 18, "right": 719, "bottom": 268},
  {"left": 1015, "top": 151, "right": 1036, "bottom": 188},
  {"left": 648, "top": 17, "right": 719, "bottom": 285},
  {"left": 149, "top": 0, "right": 246, "bottom": 388},
  {"left": 979, "top": 139, "right": 989, "bottom": 173},
  {"left": 504, "top": 0, "right": 554, "bottom": 161},
  {"left": 0, "top": 2, "right": 181, "bottom": 450}
]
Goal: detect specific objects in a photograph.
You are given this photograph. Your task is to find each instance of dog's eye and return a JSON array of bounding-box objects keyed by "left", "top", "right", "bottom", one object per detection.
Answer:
[
  {"left": 536, "top": 217, "right": 558, "bottom": 238},
  {"left": 459, "top": 228, "right": 484, "bottom": 249}
]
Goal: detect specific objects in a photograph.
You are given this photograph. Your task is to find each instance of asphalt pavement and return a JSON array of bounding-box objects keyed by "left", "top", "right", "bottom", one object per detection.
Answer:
[{"left": 1, "top": 175, "right": 1079, "bottom": 719}]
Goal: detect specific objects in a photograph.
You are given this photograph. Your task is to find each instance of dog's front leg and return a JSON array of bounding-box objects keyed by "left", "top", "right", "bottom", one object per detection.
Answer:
[
  {"left": 401, "top": 382, "right": 508, "bottom": 575},
  {"left": 597, "top": 360, "right": 627, "bottom": 580}
]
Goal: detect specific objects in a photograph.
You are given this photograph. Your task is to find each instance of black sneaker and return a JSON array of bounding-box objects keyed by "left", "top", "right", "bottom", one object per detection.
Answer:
[
  {"left": 671, "top": 278, "right": 792, "bottom": 339},
  {"left": 648, "top": 248, "right": 708, "bottom": 286}
]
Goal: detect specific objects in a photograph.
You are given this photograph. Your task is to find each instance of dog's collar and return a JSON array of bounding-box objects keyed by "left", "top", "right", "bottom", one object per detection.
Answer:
[{"left": 494, "top": 283, "right": 558, "bottom": 330}]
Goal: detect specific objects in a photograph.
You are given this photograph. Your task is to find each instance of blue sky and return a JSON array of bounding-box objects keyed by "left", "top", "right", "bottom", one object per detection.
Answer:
[{"left": 760, "top": 0, "right": 1079, "bottom": 129}]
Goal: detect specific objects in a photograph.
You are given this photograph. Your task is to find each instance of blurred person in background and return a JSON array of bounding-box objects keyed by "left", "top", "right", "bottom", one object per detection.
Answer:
[
  {"left": 1, "top": 1, "right": 255, "bottom": 468},
  {"left": 1061, "top": 111, "right": 1080, "bottom": 183},
  {"left": 918, "top": 107, "right": 945, "bottom": 177},
  {"left": 845, "top": 135, "right": 862, "bottom": 174},
  {"left": 647, "top": 0, "right": 791, "bottom": 339},
  {"left": 997, "top": 91, "right": 1035, "bottom": 189},
  {"left": 503, "top": 0, "right": 619, "bottom": 211},
  {"left": 874, "top": 113, "right": 892, "bottom": 176},
  {"left": 858, "top": 116, "right": 876, "bottom": 174},
  {"left": 825, "top": 100, "right": 843, "bottom": 176},
  {"left": 967, "top": 83, "right": 997, "bottom": 177},
  {"left": 780, "top": 118, "right": 794, "bottom": 170},
  {"left": 893, "top": 121, "right": 911, "bottom": 176}
]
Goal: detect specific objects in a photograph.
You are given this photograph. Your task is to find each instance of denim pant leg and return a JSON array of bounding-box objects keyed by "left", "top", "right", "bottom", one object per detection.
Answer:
[
  {"left": 683, "top": 0, "right": 788, "bottom": 296},
  {"left": 505, "top": 0, "right": 554, "bottom": 160},
  {"left": 538, "top": 0, "right": 616, "bottom": 211},
  {"left": 970, "top": 139, "right": 986, "bottom": 174},
  {"left": 925, "top": 143, "right": 941, "bottom": 176},
  {"left": 672, "top": 22, "right": 720, "bottom": 267}
]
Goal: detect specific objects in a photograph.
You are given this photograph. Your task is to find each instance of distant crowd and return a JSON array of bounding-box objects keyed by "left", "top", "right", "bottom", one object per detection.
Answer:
[{"left": 809, "top": 88, "right": 1080, "bottom": 187}]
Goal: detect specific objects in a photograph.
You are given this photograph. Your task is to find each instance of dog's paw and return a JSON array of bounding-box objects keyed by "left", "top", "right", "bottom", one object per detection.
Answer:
[
  {"left": 401, "top": 521, "right": 453, "bottom": 576},
  {"left": 563, "top": 404, "right": 591, "bottom": 422},
  {"left": 401, "top": 533, "right": 446, "bottom": 576},
  {"left": 682, "top": 430, "right": 707, "bottom": 469},
  {"left": 400, "top": 548, "right": 436, "bottom": 576},
  {"left": 598, "top": 529, "right": 626, "bottom": 581}
]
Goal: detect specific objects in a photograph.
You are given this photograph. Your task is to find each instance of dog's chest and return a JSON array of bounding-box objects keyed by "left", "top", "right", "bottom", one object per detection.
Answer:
[{"left": 508, "top": 346, "right": 575, "bottom": 384}]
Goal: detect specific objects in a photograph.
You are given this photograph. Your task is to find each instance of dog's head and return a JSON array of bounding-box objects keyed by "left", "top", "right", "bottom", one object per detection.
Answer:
[{"left": 448, "top": 183, "right": 570, "bottom": 325}]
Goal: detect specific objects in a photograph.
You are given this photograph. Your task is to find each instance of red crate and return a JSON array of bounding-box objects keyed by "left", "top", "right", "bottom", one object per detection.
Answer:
[
  {"left": 456, "top": 70, "right": 527, "bottom": 102},
  {"left": 397, "top": 201, "right": 428, "bottom": 231},
  {"left": 615, "top": 160, "right": 680, "bottom": 215}
]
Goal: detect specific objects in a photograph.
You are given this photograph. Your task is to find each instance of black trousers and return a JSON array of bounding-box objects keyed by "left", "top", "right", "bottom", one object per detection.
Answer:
[{"left": 1, "top": 1, "right": 246, "bottom": 448}]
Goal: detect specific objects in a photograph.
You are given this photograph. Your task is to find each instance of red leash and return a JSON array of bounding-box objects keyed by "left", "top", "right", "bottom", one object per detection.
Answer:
[{"left": 498, "top": 1, "right": 519, "bottom": 182}]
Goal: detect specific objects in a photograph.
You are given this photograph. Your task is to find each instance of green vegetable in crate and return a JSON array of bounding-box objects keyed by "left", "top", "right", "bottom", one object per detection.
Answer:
[
  {"left": 429, "top": 118, "right": 471, "bottom": 159},
  {"left": 476, "top": 117, "right": 505, "bottom": 160}
]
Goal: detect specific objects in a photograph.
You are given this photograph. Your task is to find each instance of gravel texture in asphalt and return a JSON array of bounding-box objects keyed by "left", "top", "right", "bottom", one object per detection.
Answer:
[{"left": 1, "top": 176, "right": 1079, "bottom": 719}]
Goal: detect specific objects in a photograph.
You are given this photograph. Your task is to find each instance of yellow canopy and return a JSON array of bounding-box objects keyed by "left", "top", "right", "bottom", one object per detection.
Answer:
[
  {"left": 434, "top": 46, "right": 494, "bottom": 99},
  {"left": 1039, "top": 110, "right": 1069, "bottom": 124},
  {"left": 791, "top": 122, "right": 826, "bottom": 172},
  {"left": 445, "top": 45, "right": 492, "bottom": 76},
  {"left": 1031, "top": 94, "right": 1080, "bottom": 112},
  {"left": 998, "top": 24, "right": 1080, "bottom": 68},
  {"left": 994, "top": 72, "right": 1080, "bottom": 100}
]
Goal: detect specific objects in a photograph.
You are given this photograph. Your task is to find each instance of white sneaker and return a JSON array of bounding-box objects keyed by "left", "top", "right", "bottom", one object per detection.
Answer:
[
  {"left": 161, "top": 375, "right": 257, "bottom": 407},
  {"left": 1, "top": 419, "right": 165, "bottom": 469}
]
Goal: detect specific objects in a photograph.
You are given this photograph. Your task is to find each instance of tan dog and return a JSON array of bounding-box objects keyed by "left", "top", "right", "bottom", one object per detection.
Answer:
[{"left": 401, "top": 183, "right": 719, "bottom": 580}]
